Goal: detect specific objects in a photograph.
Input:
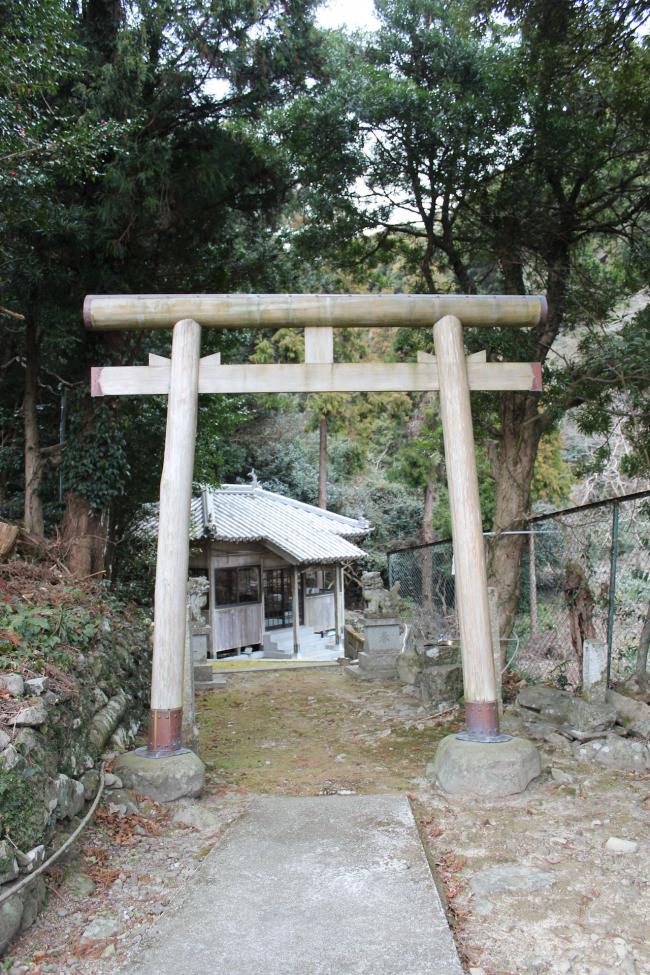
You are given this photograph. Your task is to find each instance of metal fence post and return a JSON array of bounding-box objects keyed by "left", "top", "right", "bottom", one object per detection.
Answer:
[
  {"left": 529, "top": 529, "right": 538, "bottom": 637},
  {"left": 606, "top": 501, "right": 620, "bottom": 686}
]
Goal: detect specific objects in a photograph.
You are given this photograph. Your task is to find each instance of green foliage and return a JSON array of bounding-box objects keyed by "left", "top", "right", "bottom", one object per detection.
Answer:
[
  {"left": 0, "top": 0, "right": 333, "bottom": 582},
  {"left": 531, "top": 430, "right": 574, "bottom": 507},
  {"left": 0, "top": 584, "right": 147, "bottom": 672},
  {"left": 0, "top": 768, "right": 50, "bottom": 851},
  {"left": 574, "top": 304, "right": 650, "bottom": 479}
]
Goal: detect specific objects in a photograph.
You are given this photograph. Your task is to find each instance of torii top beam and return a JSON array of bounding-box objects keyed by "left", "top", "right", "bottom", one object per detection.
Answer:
[{"left": 83, "top": 292, "right": 547, "bottom": 331}]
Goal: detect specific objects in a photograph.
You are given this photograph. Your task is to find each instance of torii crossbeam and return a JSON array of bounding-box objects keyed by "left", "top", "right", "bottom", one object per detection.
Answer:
[{"left": 86, "top": 292, "right": 546, "bottom": 759}]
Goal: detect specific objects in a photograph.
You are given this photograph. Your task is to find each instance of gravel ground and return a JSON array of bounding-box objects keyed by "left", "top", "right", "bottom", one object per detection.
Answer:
[{"left": 4, "top": 670, "right": 649, "bottom": 975}]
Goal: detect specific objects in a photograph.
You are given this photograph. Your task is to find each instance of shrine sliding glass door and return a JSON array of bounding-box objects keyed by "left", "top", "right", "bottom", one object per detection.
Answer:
[{"left": 263, "top": 568, "right": 303, "bottom": 629}]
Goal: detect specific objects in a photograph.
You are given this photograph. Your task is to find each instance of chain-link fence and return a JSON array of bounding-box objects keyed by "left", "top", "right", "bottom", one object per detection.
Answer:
[{"left": 388, "top": 491, "right": 650, "bottom": 689}]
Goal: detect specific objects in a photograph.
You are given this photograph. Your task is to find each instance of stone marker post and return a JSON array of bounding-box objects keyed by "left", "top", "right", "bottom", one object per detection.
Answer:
[{"left": 582, "top": 640, "right": 608, "bottom": 704}]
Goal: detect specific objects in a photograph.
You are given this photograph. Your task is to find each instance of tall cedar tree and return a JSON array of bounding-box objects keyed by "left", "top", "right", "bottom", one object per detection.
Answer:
[
  {"left": 0, "top": 0, "right": 323, "bottom": 577},
  {"left": 283, "top": 0, "right": 650, "bottom": 634}
]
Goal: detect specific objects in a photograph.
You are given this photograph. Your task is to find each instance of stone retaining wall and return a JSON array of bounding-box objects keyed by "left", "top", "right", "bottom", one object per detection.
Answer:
[{"left": 0, "top": 596, "right": 151, "bottom": 955}]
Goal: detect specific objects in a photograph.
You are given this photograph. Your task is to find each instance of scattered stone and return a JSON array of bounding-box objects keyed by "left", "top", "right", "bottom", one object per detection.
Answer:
[
  {"left": 19, "top": 877, "right": 47, "bottom": 932},
  {"left": 0, "top": 894, "right": 24, "bottom": 954},
  {"left": 80, "top": 768, "right": 101, "bottom": 800},
  {"left": 13, "top": 700, "right": 47, "bottom": 727},
  {"left": 0, "top": 729, "right": 10, "bottom": 750},
  {"left": 544, "top": 732, "right": 573, "bottom": 752},
  {"left": 0, "top": 745, "right": 20, "bottom": 771},
  {"left": 79, "top": 915, "right": 123, "bottom": 944},
  {"left": 470, "top": 863, "right": 556, "bottom": 897},
  {"left": 104, "top": 772, "right": 123, "bottom": 789},
  {"left": 100, "top": 942, "right": 117, "bottom": 959},
  {"left": 605, "top": 837, "right": 639, "bottom": 854},
  {"left": 517, "top": 685, "right": 573, "bottom": 722},
  {"left": 576, "top": 734, "right": 650, "bottom": 772},
  {"left": 53, "top": 773, "right": 85, "bottom": 820},
  {"left": 517, "top": 685, "right": 616, "bottom": 741},
  {"left": 105, "top": 788, "right": 141, "bottom": 816},
  {"left": 550, "top": 767, "right": 574, "bottom": 784},
  {"left": 66, "top": 872, "right": 96, "bottom": 898},
  {"left": 608, "top": 690, "right": 650, "bottom": 739},
  {"left": 0, "top": 674, "right": 24, "bottom": 698},
  {"left": 24, "top": 676, "right": 49, "bottom": 696},
  {"left": 564, "top": 698, "right": 617, "bottom": 740},
  {"left": 171, "top": 800, "right": 222, "bottom": 831},
  {"left": 16, "top": 845, "right": 45, "bottom": 874},
  {"left": 0, "top": 840, "right": 19, "bottom": 884}
]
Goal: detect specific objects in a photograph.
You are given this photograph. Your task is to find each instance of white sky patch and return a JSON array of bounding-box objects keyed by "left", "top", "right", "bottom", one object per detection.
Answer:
[{"left": 316, "top": 0, "right": 380, "bottom": 31}]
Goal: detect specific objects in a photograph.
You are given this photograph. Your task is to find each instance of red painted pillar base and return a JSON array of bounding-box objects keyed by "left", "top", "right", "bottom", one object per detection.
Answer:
[{"left": 145, "top": 707, "right": 183, "bottom": 757}]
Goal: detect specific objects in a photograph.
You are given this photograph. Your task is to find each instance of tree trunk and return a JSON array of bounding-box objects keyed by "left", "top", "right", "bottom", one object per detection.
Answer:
[
  {"left": 564, "top": 562, "right": 596, "bottom": 686},
  {"left": 485, "top": 246, "right": 568, "bottom": 639},
  {"left": 318, "top": 415, "right": 328, "bottom": 509},
  {"left": 487, "top": 393, "right": 544, "bottom": 638},
  {"left": 61, "top": 491, "right": 108, "bottom": 578},
  {"left": 421, "top": 480, "right": 435, "bottom": 613},
  {"left": 636, "top": 598, "right": 650, "bottom": 684},
  {"left": 23, "top": 317, "right": 44, "bottom": 535}
]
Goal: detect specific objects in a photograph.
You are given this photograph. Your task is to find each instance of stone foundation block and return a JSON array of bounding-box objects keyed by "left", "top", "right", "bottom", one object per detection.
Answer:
[
  {"left": 419, "top": 665, "right": 463, "bottom": 709},
  {"left": 115, "top": 749, "right": 205, "bottom": 803},
  {"left": 428, "top": 735, "right": 541, "bottom": 797}
]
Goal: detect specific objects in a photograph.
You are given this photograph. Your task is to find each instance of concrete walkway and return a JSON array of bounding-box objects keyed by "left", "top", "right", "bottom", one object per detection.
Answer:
[{"left": 125, "top": 795, "right": 462, "bottom": 975}]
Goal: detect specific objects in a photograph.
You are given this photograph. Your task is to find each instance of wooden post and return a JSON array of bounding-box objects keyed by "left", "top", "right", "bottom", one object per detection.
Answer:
[
  {"left": 338, "top": 565, "right": 345, "bottom": 646},
  {"left": 433, "top": 315, "right": 499, "bottom": 738},
  {"left": 292, "top": 566, "right": 300, "bottom": 657},
  {"left": 333, "top": 564, "right": 341, "bottom": 647},
  {"left": 148, "top": 318, "right": 201, "bottom": 755}
]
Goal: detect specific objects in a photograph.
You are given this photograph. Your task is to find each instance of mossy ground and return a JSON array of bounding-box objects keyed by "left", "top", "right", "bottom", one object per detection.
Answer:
[{"left": 196, "top": 669, "right": 459, "bottom": 795}]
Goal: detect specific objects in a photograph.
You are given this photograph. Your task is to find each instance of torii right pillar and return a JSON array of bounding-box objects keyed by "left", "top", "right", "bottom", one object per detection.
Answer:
[{"left": 429, "top": 315, "right": 541, "bottom": 796}]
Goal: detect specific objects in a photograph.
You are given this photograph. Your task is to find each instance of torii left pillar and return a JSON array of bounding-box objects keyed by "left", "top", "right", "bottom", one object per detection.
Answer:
[
  {"left": 115, "top": 318, "right": 206, "bottom": 800},
  {"left": 149, "top": 318, "right": 201, "bottom": 754}
]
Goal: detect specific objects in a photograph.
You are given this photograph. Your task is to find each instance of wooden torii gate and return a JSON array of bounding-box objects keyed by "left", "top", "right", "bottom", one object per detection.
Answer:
[{"left": 86, "top": 293, "right": 545, "bottom": 757}]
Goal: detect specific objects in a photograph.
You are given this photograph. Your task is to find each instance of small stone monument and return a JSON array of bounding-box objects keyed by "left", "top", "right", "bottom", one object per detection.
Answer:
[
  {"left": 348, "top": 572, "right": 403, "bottom": 680},
  {"left": 187, "top": 577, "right": 226, "bottom": 692},
  {"left": 396, "top": 624, "right": 463, "bottom": 710},
  {"left": 582, "top": 639, "right": 608, "bottom": 704},
  {"left": 188, "top": 577, "right": 211, "bottom": 663}
]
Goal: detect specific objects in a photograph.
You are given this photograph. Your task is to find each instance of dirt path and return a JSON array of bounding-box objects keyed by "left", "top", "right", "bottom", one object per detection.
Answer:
[{"left": 5, "top": 670, "right": 650, "bottom": 975}]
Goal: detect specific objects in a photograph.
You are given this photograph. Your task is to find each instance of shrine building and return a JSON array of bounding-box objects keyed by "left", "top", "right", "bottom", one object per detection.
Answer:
[{"left": 185, "top": 481, "right": 370, "bottom": 658}]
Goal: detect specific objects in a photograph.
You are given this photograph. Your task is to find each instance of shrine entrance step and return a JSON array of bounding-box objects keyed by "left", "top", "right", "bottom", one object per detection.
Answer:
[{"left": 125, "top": 794, "right": 463, "bottom": 975}]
